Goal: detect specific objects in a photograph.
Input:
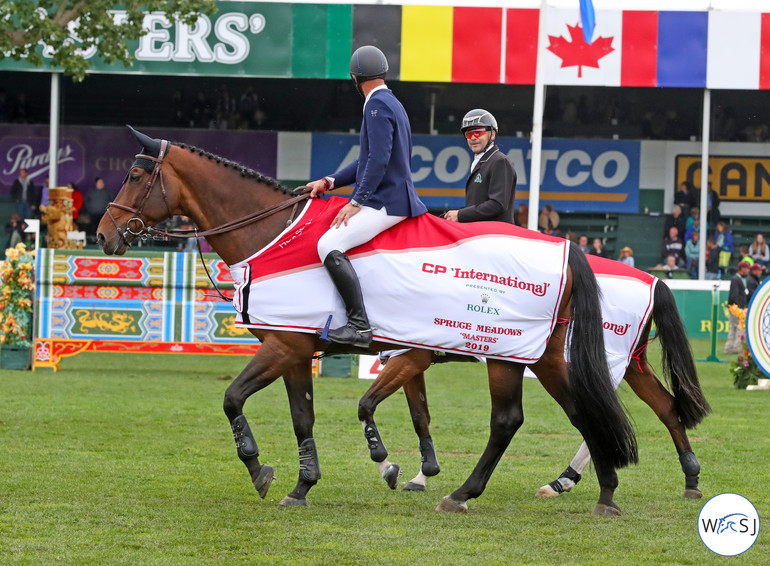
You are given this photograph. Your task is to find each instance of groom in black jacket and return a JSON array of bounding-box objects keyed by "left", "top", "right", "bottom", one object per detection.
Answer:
[{"left": 443, "top": 109, "right": 517, "bottom": 225}]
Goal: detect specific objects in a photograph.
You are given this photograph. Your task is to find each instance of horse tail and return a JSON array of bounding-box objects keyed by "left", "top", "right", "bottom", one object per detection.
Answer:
[
  {"left": 651, "top": 281, "right": 711, "bottom": 428},
  {"left": 567, "top": 243, "right": 638, "bottom": 469}
]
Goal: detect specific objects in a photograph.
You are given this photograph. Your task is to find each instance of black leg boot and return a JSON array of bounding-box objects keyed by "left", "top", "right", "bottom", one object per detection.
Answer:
[{"left": 321, "top": 250, "right": 373, "bottom": 347}]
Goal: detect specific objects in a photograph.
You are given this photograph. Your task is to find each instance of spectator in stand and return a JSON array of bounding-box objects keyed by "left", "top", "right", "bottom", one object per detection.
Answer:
[
  {"left": 10, "top": 167, "right": 40, "bottom": 220},
  {"left": 589, "top": 237, "right": 608, "bottom": 258},
  {"left": 748, "top": 234, "right": 769, "bottom": 267},
  {"left": 239, "top": 86, "right": 265, "bottom": 128},
  {"left": 171, "top": 89, "right": 189, "bottom": 127},
  {"left": 705, "top": 237, "right": 722, "bottom": 280},
  {"left": 685, "top": 230, "right": 700, "bottom": 279},
  {"left": 748, "top": 263, "right": 764, "bottom": 299},
  {"left": 674, "top": 181, "right": 694, "bottom": 219},
  {"left": 83, "top": 177, "right": 114, "bottom": 238},
  {"left": 684, "top": 215, "right": 702, "bottom": 244},
  {"left": 190, "top": 91, "right": 212, "bottom": 128},
  {"left": 67, "top": 182, "right": 84, "bottom": 222},
  {"left": 713, "top": 221, "right": 734, "bottom": 267},
  {"left": 663, "top": 204, "right": 686, "bottom": 238},
  {"left": 5, "top": 212, "right": 26, "bottom": 248},
  {"left": 12, "top": 92, "right": 32, "bottom": 123},
  {"left": 661, "top": 226, "right": 685, "bottom": 267},
  {"left": 618, "top": 246, "right": 634, "bottom": 267},
  {"left": 685, "top": 206, "right": 703, "bottom": 232},
  {"left": 725, "top": 261, "right": 751, "bottom": 354},
  {"left": 578, "top": 234, "right": 590, "bottom": 254},
  {"left": 515, "top": 202, "right": 528, "bottom": 228},
  {"left": 707, "top": 181, "right": 721, "bottom": 226},
  {"left": 538, "top": 204, "right": 560, "bottom": 236},
  {"left": 0, "top": 89, "right": 12, "bottom": 122},
  {"left": 661, "top": 254, "right": 680, "bottom": 279}
]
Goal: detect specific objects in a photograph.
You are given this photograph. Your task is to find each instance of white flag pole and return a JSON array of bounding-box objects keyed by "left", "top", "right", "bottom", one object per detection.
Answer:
[
  {"left": 527, "top": 0, "right": 548, "bottom": 231},
  {"left": 698, "top": 88, "right": 711, "bottom": 280}
]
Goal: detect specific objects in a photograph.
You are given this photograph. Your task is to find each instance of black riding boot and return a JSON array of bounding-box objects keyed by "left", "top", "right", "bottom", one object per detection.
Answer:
[{"left": 321, "top": 250, "right": 373, "bottom": 348}]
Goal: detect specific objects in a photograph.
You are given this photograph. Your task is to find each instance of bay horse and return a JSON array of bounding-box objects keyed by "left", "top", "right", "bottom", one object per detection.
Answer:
[
  {"left": 360, "top": 267, "right": 710, "bottom": 501},
  {"left": 97, "top": 128, "right": 637, "bottom": 513}
]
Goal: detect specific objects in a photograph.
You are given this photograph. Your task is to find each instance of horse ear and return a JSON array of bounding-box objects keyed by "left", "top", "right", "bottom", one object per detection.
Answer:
[{"left": 126, "top": 125, "right": 161, "bottom": 157}]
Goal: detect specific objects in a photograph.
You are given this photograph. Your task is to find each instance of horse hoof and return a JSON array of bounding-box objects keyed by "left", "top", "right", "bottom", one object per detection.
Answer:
[
  {"left": 383, "top": 464, "right": 402, "bottom": 489},
  {"left": 254, "top": 465, "right": 275, "bottom": 499},
  {"left": 403, "top": 482, "right": 426, "bottom": 492},
  {"left": 436, "top": 495, "right": 468, "bottom": 513},
  {"left": 279, "top": 495, "right": 308, "bottom": 507},
  {"left": 592, "top": 504, "right": 622, "bottom": 517},
  {"left": 536, "top": 484, "right": 560, "bottom": 498},
  {"left": 683, "top": 488, "right": 703, "bottom": 499}
]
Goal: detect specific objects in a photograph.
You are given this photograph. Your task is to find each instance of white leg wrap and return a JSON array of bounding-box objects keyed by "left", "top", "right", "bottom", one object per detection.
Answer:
[{"left": 570, "top": 441, "right": 592, "bottom": 474}]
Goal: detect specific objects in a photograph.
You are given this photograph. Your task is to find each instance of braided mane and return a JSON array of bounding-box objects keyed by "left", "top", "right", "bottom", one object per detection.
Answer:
[{"left": 174, "top": 142, "right": 293, "bottom": 196}]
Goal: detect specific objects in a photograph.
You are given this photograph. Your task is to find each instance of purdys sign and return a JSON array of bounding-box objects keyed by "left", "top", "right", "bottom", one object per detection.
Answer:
[{"left": 0, "top": 136, "right": 84, "bottom": 188}]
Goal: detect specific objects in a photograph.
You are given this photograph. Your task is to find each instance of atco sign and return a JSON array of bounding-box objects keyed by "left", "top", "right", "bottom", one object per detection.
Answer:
[{"left": 311, "top": 134, "right": 640, "bottom": 212}]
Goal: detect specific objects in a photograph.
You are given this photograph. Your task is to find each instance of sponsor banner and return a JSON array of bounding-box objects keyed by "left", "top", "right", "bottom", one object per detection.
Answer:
[
  {"left": 311, "top": 133, "right": 640, "bottom": 212},
  {"left": 0, "top": 124, "right": 276, "bottom": 198},
  {"left": 675, "top": 154, "right": 770, "bottom": 202}
]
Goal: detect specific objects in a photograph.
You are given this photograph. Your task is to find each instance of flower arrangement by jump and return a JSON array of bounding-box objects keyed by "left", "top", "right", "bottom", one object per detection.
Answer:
[
  {"left": 728, "top": 303, "right": 763, "bottom": 389},
  {"left": 0, "top": 243, "right": 36, "bottom": 347}
]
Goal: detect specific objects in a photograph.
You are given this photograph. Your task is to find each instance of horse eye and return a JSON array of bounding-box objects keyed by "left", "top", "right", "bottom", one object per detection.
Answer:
[{"left": 129, "top": 173, "right": 141, "bottom": 183}]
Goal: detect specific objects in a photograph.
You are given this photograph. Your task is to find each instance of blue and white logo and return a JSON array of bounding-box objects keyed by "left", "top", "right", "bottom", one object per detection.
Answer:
[{"left": 698, "top": 493, "right": 760, "bottom": 556}]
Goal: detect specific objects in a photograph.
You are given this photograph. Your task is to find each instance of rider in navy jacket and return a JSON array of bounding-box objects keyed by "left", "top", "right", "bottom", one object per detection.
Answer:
[
  {"left": 330, "top": 88, "right": 426, "bottom": 218},
  {"left": 305, "top": 46, "right": 427, "bottom": 348}
]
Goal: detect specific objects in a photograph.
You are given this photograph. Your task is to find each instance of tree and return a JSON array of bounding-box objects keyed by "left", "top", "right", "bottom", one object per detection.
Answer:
[{"left": 0, "top": 1, "right": 217, "bottom": 81}]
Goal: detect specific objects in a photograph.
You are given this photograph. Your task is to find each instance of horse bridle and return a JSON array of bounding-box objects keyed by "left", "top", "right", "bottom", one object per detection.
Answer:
[{"left": 105, "top": 139, "right": 312, "bottom": 249}]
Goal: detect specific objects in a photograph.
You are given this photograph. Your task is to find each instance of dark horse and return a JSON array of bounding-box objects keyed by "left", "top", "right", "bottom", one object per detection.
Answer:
[
  {"left": 360, "top": 276, "right": 711, "bottom": 500},
  {"left": 97, "top": 128, "right": 637, "bottom": 513}
]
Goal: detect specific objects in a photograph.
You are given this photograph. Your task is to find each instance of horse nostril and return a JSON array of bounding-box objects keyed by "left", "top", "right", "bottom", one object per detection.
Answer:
[{"left": 96, "top": 233, "right": 105, "bottom": 247}]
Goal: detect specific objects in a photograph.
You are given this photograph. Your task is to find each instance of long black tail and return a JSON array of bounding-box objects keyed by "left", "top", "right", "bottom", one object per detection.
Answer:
[
  {"left": 567, "top": 242, "right": 638, "bottom": 469},
  {"left": 651, "top": 281, "right": 711, "bottom": 428}
]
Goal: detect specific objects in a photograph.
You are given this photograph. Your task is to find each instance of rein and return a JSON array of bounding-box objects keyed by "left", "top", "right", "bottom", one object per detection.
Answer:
[
  {"left": 107, "top": 140, "right": 312, "bottom": 244},
  {"left": 107, "top": 139, "right": 314, "bottom": 301}
]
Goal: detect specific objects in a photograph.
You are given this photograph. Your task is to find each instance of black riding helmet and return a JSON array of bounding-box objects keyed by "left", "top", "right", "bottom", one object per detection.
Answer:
[{"left": 350, "top": 45, "right": 388, "bottom": 96}]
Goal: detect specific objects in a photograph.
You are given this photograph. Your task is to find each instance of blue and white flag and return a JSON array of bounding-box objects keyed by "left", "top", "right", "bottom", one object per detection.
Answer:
[{"left": 580, "top": 0, "right": 596, "bottom": 44}]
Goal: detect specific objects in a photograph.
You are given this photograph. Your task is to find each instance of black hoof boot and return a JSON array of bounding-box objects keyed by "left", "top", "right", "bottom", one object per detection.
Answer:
[
  {"left": 419, "top": 436, "right": 440, "bottom": 477},
  {"left": 298, "top": 438, "right": 322, "bottom": 484},
  {"left": 680, "top": 451, "right": 702, "bottom": 499},
  {"left": 364, "top": 423, "right": 388, "bottom": 462}
]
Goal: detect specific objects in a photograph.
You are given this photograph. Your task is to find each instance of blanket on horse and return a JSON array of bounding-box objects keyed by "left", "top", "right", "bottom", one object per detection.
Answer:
[
  {"left": 229, "top": 197, "right": 569, "bottom": 362},
  {"left": 585, "top": 256, "right": 657, "bottom": 387}
]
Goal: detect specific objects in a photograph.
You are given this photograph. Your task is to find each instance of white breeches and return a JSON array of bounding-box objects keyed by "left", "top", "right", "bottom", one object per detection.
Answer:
[{"left": 317, "top": 205, "right": 406, "bottom": 261}]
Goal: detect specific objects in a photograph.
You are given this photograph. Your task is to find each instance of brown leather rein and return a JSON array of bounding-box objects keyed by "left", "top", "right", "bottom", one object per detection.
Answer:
[{"left": 105, "top": 139, "right": 312, "bottom": 247}]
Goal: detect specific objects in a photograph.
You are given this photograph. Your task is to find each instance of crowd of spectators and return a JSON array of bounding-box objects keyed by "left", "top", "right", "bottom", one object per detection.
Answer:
[
  {"left": 170, "top": 84, "right": 266, "bottom": 130},
  {"left": 0, "top": 88, "right": 34, "bottom": 123}
]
